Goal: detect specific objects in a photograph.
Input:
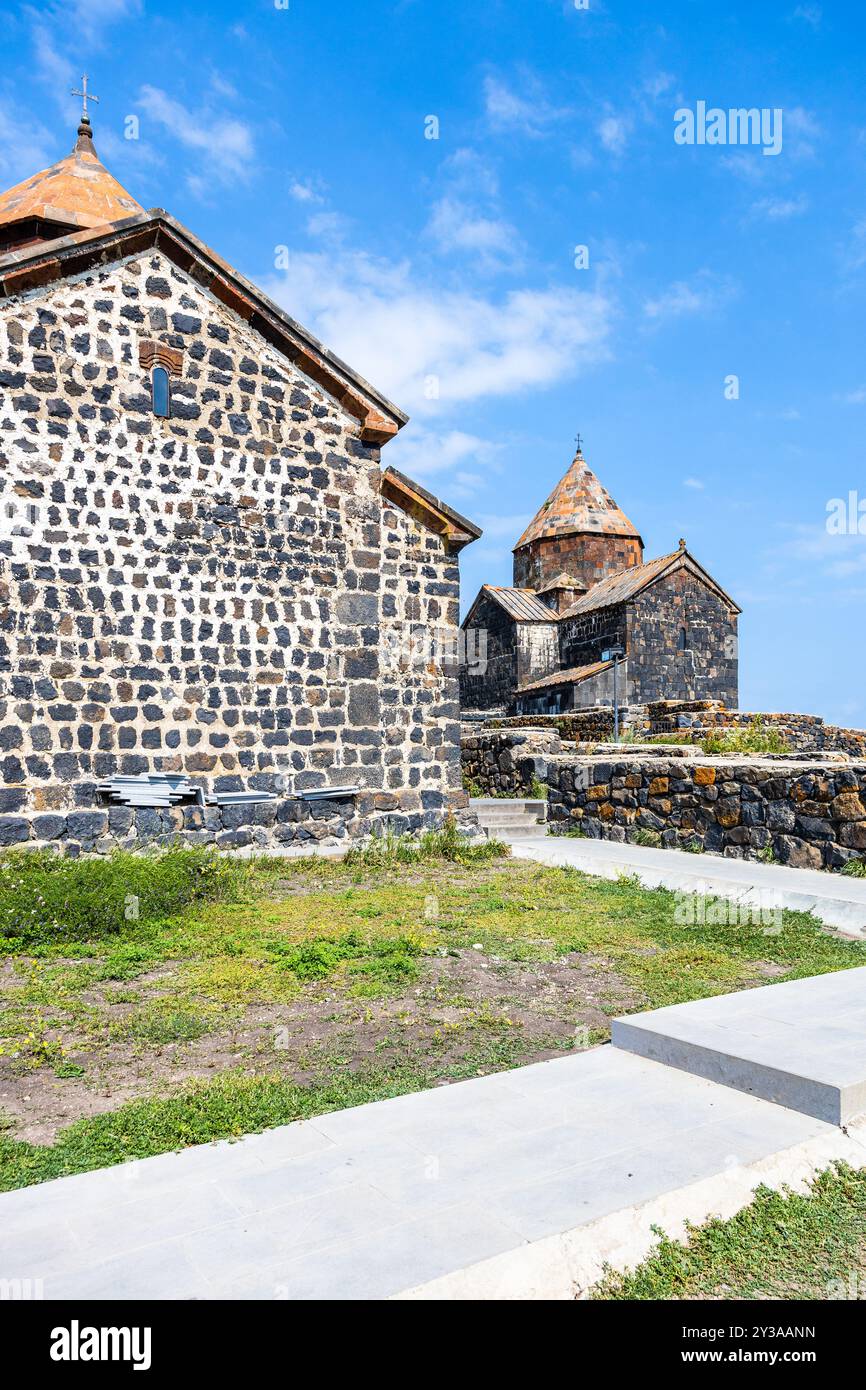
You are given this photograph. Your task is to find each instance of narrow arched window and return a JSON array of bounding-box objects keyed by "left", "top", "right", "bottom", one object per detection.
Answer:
[
  {"left": 679, "top": 626, "right": 688, "bottom": 651},
  {"left": 151, "top": 365, "right": 170, "bottom": 418}
]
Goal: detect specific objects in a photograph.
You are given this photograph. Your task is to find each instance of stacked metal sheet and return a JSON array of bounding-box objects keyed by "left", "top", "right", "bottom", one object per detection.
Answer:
[
  {"left": 96, "top": 774, "right": 360, "bottom": 809},
  {"left": 96, "top": 774, "right": 200, "bottom": 808},
  {"left": 296, "top": 786, "right": 360, "bottom": 801}
]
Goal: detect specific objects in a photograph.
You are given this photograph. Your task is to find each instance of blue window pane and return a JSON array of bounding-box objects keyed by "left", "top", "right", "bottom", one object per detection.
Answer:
[{"left": 152, "top": 366, "right": 170, "bottom": 418}]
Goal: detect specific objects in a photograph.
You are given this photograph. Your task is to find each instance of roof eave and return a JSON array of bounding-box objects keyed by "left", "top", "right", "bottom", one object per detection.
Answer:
[
  {"left": 512, "top": 525, "right": 645, "bottom": 554},
  {"left": 381, "top": 466, "right": 481, "bottom": 553},
  {"left": 0, "top": 209, "right": 408, "bottom": 445}
]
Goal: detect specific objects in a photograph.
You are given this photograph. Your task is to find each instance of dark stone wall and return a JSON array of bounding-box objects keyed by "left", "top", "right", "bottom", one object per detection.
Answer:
[
  {"left": 546, "top": 753, "right": 866, "bottom": 871},
  {"left": 461, "top": 726, "right": 562, "bottom": 797},
  {"left": 626, "top": 570, "right": 738, "bottom": 705},
  {"left": 0, "top": 250, "right": 468, "bottom": 850},
  {"left": 558, "top": 603, "right": 627, "bottom": 671},
  {"left": 513, "top": 531, "right": 643, "bottom": 593},
  {"left": 459, "top": 592, "right": 517, "bottom": 710}
]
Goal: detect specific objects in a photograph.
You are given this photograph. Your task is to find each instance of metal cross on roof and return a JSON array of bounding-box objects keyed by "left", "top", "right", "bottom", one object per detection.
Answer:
[
  {"left": 71, "top": 75, "right": 99, "bottom": 122},
  {"left": 574, "top": 432, "right": 583, "bottom": 453}
]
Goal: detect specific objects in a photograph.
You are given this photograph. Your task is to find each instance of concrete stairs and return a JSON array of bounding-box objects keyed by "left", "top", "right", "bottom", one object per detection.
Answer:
[{"left": 470, "top": 797, "right": 548, "bottom": 841}]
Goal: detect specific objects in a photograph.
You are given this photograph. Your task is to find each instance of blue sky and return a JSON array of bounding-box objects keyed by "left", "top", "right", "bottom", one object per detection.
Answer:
[{"left": 2, "top": 0, "right": 865, "bottom": 725}]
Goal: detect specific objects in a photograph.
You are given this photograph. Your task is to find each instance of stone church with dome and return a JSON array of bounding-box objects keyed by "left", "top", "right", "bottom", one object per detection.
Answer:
[
  {"left": 0, "top": 102, "right": 482, "bottom": 853},
  {"left": 460, "top": 446, "right": 740, "bottom": 716}
]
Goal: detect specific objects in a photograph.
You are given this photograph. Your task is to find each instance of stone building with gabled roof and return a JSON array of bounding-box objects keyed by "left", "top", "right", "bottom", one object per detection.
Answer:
[
  {"left": 460, "top": 445, "right": 739, "bottom": 715},
  {"left": 0, "top": 110, "right": 480, "bottom": 853}
]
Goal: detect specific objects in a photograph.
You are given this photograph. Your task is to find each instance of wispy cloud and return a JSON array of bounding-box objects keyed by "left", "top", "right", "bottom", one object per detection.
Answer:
[
  {"left": 424, "top": 150, "right": 521, "bottom": 270},
  {"left": 290, "top": 180, "right": 325, "bottom": 204},
  {"left": 597, "top": 112, "right": 630, "bottom": 156},
  {"left": 683, "top": 477, "right": 705, "bottom": 490},
  {"left": 483, "top": 72, "right": 571, "bottom": 138},
  {"left": 0, "top": 99, "right": 56, "bottom": 183},
  {"left": 790, "top": 4, "right": 822, "bottom": 28},
  {"left": 643, "top": 271, "right": 735, "bottom": 323},
  {"left": 388, "top": 429, "right": 502, "bottom": 490},
  {"left": 136, "top": 85, "right": 255, "bottom": 194},
  {"left": 749, "top": 193, "right": 809, "bottom": 221},
  {"left": 262, "top": 248, "right": 614, "bottom": 415}
]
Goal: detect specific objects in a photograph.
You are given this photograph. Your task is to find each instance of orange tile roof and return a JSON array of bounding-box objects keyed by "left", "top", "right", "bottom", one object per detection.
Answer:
[
  {"left": 535, "top": 571, "right": 586, "bottom": 594},
  {"left": 518, "top": 659, "right": 614, "bottom": 693},
  {"left": 514, "top": 450, "right": 642, "bottom": 551},
  {"left": 558, "top": 546, "right": 742, "bottom": 619},
  {"left": 0, "top": 121, "right": 142, "bottom": 237}
]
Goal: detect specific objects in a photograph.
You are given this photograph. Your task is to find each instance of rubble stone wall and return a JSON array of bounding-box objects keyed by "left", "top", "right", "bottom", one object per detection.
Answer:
[
  {"left": 0, "top": 248, "right": 468, "bottom": 851},
  {"left": 546, "top": 754, "right": 866, "bottom": 871}
]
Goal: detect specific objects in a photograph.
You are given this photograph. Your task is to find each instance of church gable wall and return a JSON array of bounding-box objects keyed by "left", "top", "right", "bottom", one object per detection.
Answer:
[
  {"left": 626, "top": 568, "right": 738, "bottom": 706},
  {"left": 0, "top": 250, "right": 465, "bottom": 851},
  {"left": 558, "top": 602, "right": 627, "bottom": 672},
  {"left": 459, "top": 592, "right": 517, "bottom": 711}
]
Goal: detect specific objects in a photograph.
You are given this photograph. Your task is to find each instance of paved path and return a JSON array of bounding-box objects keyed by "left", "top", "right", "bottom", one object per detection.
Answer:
[
  {"left": 4, "top": 839, "right": 866, "bottom": 1300},
  {"left": 1, "top": 1046, "right": 855, "bottom": 1301},
  {"left": 504, "top": 834, "right": 866, "bottom": 937},
  {"left": 615, "top": 967, "right": 866, "bottom": 1124}
]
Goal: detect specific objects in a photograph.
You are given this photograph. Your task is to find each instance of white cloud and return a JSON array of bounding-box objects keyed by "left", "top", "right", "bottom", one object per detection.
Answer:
[
  {"left": 290, "top": 180, "right": 324, "bottom": 204},
  {"left": 261, "top": 248, "right": 614, "bottom": 415},
  {"left": 597, "top": 113, "right": 630, "bottom": 156},
  {"left": 683, "top": 477, "right": 705, "bottom": 490},
  {"left": 643, "top": 272, "right": 734, "bottom": 322},
  {"left": 642, "top": 72, "right": 675, "bottom": 100},
  {"left": 0, "top": 100, "right": 56, "bottom": 183},
  {"left": 426, "top": 196, "right": 519, "bottom": 265},
  {"left": 136, "top": 85, "right": 255, "bottom": 192},
  {"left": 424, "top": 147, "right": 520, "bottom": 269},
  {"left": 790, "top": 4, "right": 822, "bottom": 28},
  {"left": 774, "top": 521, "right": 866, "bottom": 585},
  {"left": 483, "top": 73, "right": 570, "bottom": 138},
  {"left": 842, "top": 386, "right": 866, "bottom": 404},
  {"left": 305, "top": 210, "right": 351, "bottom": 243},
  {"left": 387, "top": 429, "right": 502, "bottom": 487},
  {"left": 749, "top": 194, "right": 809, "bottom": 220},
  {"left": 785, "top": 106, "right": 820, "bottom": 159}
]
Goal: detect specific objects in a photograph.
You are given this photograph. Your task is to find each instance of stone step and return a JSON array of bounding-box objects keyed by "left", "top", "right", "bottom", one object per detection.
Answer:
[
  {"left": 612, "top": 967, "right": 866, "bottom": 1125},
  {"left": 480, "top": 822, "right": 549, "bottom": 840},
  {"left": 478, "top": 806, "right": 544, "bottom": 822}
]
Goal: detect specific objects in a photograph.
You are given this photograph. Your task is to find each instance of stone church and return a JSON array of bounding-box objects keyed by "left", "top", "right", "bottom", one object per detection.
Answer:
[
  {"left": 460, "top": 445, "right": 740, "bottom": 715},
  {"left": 0, "top": 108, "right": 481, "bottom": 853}
]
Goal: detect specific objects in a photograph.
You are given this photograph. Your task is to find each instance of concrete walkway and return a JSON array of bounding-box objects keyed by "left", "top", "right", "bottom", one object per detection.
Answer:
[
  {"left": 4, "top": 968, "right": 866, "bottom": 1300},
  {"left": 2, "top": 1046, "right": 860, "bottom": 1301},
  {"left": 504, "top": 833, "right": 866, "bottom": 937}
]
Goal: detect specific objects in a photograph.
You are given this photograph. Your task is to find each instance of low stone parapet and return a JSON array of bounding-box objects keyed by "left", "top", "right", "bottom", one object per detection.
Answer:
[{"left": 545, "top": 753, "right": 866, "bottom": 871}]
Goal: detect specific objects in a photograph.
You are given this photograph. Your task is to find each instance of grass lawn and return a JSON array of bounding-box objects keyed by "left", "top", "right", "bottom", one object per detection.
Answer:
[
  {"left": 1, "top": 836, "right": 864, "bottom": 1193},
  {"left": 593, "top": 1163, "right": 866, "bottom": 1300}
]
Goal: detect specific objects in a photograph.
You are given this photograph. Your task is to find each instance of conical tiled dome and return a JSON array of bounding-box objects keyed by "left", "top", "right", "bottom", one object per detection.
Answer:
[
  {"left": 513, "top": 448, "right": 644, "bottom": 593},
  {"left": 0, "top": 119, "right": 143, "bottom": 252},
  {"left": 515, "top": 449, "right": 641, "bottom": 549}
]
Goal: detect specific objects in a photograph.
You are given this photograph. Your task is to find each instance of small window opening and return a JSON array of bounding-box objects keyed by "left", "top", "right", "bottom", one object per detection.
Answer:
[
  {"left": 678, "top": 626, "right": 688, "bottom": 651},
  {"left": 151, "top": 365, "right": 171, "bottom": 418}
]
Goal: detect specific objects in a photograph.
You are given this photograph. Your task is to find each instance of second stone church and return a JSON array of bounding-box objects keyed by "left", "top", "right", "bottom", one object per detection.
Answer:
[{"left": 460, "top": 446, "right": 740, "bottom": 716}]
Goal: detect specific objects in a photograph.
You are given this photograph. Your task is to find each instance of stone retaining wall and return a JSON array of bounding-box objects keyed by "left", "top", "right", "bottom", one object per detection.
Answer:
[
  {"left": 648, "top": 702, "right": 866, "bottom": 757},
  {"left": 0, "top": 785, "right": 474, "bottom": 856},
  {"left": 485, "top": 709, "right": 617, "bottom": 743},
  {"left": 461, "top": 727, "right": 562, "bottom": 798},
  {"left": 546, "top": 754, "right": 866, "bottom": 871},
  {"left": 460, "top": 724, "right": 866, "bottom": 871}
]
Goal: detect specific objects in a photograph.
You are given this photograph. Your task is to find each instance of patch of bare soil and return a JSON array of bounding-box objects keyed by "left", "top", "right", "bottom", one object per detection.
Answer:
[{"left": 0, "top": 947, "right": 645, "bottom": 1144}]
